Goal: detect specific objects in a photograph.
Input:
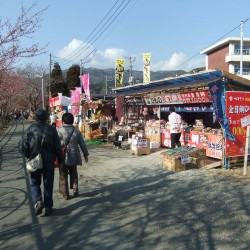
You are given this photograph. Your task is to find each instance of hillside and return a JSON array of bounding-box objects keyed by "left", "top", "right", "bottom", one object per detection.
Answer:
[{"left": 80, "top": 68, "right": 188, "bottom": 95}]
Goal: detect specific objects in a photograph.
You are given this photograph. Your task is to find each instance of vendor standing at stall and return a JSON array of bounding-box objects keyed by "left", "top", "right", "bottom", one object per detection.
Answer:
[
  {"left": 168, "top": 106, "right": 183, "bottom": 148},
  {"left": 100, "top": 115, "right": 108, "bottom": 140}
]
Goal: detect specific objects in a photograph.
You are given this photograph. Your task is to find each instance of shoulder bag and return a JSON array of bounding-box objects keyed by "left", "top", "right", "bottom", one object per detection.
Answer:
[
  {"left": 55, "top": 127, "right": 75, "bottom": 168},
  {"left": 26, "top": 125, "right": 47, "bottom": 173},
  {"left": 62, "top": 127, "right": 75, "bottom": 157}
]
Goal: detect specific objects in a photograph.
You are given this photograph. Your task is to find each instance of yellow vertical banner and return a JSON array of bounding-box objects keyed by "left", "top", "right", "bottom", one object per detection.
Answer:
[
  {"left": 115, "top": 59, "right": 125, "bottom": 88},
  {"left": 143, "top": 53, "right": 151, "bottom": 83}
]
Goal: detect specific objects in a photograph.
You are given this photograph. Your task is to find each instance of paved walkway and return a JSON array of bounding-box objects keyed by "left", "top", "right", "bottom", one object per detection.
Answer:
[{"left": 0, "top": 121, "right": 250, "bottom": 250}]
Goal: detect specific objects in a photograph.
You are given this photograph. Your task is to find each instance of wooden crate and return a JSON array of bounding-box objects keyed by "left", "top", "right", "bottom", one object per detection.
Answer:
[
  {"left": 131, "top": 138, "right": 150, "bottom": 156},
  {"left": 85, "top": 132, "right": 93, "bottom": 140},
  {"left": 162, "top": 148, "right": 206, "bottom": 172},
  {"left": 162, "top": 155, "right": 185, "bottom": 172}
]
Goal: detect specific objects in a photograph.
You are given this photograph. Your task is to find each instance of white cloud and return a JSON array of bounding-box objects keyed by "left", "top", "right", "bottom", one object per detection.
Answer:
[
  {"left": 57, "top": 39, "right": 92, "bottom": 61},
  {"left": 57, "top": 39, "right": 128, "bottom": 69},
  {"left": 90, "top": 48, "right": 127, "bottom": 68},
  {"left": 151, "top": 52, "right": 204, "bottom": 72},
  {"left": 57, "top": 39, "right": 204, "bottom": 72}
]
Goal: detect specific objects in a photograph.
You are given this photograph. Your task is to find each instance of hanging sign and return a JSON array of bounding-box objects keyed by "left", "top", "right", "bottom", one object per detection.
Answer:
[
  {"left": 143, "top": 53, "right": 151, "bottom": 83},
  {"left": 144, "top": 90, "right": 211, "bottom": 105},
  {"left": 225, "top": 91, "right": 250, "bottom": 157},
  {"left": 161, "top": 104, "right": 213, "bottom": 113}
]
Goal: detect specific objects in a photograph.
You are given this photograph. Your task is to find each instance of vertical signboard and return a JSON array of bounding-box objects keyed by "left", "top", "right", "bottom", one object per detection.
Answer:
[
  {"left": 225, "top": 91, "right": 250, "bottom": 157},
  {"left": 143, "top": 53, "right": 151, "bottom": 83},
  {"left": 115, "top": 59, "right": 125, "bottom": 88}
]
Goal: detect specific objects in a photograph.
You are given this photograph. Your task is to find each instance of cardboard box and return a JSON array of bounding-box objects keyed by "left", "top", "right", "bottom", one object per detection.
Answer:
[
  {"left": 162, "top": 155, "right": 185, "bottom": 172},
  {"left": 131, "top": 138, "right": 150, "bottom": 156},
  {"left": 162, "top": 148, "right": 206, "bottom": 172},
  {"left": 150, "top": 142, "right": 161, "bottom": 149}
]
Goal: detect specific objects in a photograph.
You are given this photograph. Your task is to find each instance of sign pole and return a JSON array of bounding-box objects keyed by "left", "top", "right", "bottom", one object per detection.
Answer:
[{"left": 243, "top": 126, "right": 250, "bottom": 175}]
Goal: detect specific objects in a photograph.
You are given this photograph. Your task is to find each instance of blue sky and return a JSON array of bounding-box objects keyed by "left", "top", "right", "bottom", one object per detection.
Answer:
[{"left": 2, "top": 0, "right": 250, "bottom": 72}]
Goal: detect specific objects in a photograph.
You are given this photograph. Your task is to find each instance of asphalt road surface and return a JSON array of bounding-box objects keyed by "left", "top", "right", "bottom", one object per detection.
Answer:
[{"left": 0, "top": 120, "right": 249, "bottom": 250}]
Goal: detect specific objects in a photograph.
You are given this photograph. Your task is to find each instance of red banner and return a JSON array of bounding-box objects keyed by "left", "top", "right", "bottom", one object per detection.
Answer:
[
  {"left": 162, "top": 129, "right": 222, "bottom": 159},
  {"left": 225, "top": 91, "right": 250, "bottom": 157},
  {"left": 161, "top": 130, "right": 187, "bottom": 148},
  {"left": 49, "top": 96, "right": 60, "bottom": 107}
]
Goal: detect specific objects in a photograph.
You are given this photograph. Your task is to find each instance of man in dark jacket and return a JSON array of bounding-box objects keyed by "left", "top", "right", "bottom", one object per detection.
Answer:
[{"left": 22, "top": 109, "right": 64, "bottom": 216}]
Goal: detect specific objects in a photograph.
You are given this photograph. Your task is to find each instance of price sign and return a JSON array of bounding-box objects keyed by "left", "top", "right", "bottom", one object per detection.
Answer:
[{"left": 181, "top": 155, "right": 190, "bottom": 164}]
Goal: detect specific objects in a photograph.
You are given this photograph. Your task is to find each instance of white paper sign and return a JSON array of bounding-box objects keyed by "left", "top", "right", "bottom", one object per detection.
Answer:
[
  {"left": 241, "top": 115, "right": 250, "bottom": 128},
  {"left": 181, "top": 155, "right": 191, "bottom": 164},
  {"left": 138, "top": 139, "right": 147, "bottom": 148}
]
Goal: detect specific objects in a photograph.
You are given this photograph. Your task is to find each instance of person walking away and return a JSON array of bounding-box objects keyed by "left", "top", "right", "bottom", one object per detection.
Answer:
[
  {"left": 57, "top": 113, "right": 89, "bottom": 200},
  {"left": 100, "top": 115, "right": 108, "bottom": 141},
  {"left": 168, "top": 106, "right": 183, "bottom": 148},
  {"left": 21, "top": 109, "right": 64, "bottom": 216},
  {"left": 50, "top": 111, "right": 57, "bottom": 127}
]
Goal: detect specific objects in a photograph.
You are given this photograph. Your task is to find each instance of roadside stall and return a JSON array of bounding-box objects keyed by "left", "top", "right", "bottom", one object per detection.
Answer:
[
  {"left": 49, "top": 93, "right": 71, "bottom": 127},
  {"left": 82, "top": 98, "right": 115, "bottom": 141},
  {"left": 114, "top": 70, "right": 250, "bottom": 168}
]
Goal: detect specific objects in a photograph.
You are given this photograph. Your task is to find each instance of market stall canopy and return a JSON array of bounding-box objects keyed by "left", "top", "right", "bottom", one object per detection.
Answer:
[
  {"left": 49, "top": 93, "right": 71, "bottom": 107},
  {"left": 113, "top": 70, "right": 250, "bottom": 96}
]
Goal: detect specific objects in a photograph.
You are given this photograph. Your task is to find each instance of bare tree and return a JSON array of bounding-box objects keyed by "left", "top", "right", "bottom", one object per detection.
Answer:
[
  {"left": 0, "top": 1, "right": 48, "bottom": 115},
  {"left": 16, "top": 64, "right": 48, "bottom": 112},
  {"left": 0, "top": 1, "right": 48, "bottom": 71}
]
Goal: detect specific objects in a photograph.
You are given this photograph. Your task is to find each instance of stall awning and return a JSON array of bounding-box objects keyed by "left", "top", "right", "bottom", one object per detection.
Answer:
[{"left": 113, "top": 70, "right": 250, "bottom": 96}]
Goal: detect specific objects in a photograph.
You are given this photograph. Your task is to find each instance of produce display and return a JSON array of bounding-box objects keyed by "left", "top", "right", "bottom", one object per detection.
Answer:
[
  {"left": 164, "top": 146, "right": 206, "bottom": 158},
  {"left": 162, "top": 146, "right": 206, "bottom": 172}
]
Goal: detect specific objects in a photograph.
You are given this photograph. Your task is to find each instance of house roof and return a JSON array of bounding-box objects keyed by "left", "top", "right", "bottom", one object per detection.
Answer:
[
  {"left": 113, "top": 70, "right": 250, "bottom": 96},
  {"left": 200, "top": 37, "right": 250, "bottom": 54}
]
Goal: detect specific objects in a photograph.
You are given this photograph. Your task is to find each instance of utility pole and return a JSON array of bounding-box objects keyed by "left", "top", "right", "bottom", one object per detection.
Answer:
[
  {"left": 80, "top": 59, "right": 91, "bottom": 75},
  {"left": 240, "top": 21, "right": 244, "bottom": 76},
  {"left": 35, "top": 73, "right": 45, "bottom": 109},
  {"left": 104, "top": 75, "right": 113, "bottom": 95},
  {"left": 126, "top": 56, "right": 136, "bottom": 85},
  {"left": 49, "top": 53, "right": 52, "bottom": 98}
]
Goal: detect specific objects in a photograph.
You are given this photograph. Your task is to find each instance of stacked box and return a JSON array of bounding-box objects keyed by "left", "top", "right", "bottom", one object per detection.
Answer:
[
  {"left": 150, "top": 142, "right": 161, "bottom": 149},
  {"left": 162, "top": 155, "right": 185, "bottom": 172},
  {"left": 162, "top": 148, "right": 206, "bottom": 172},
  {"left": 131, "top": 138, "right": 150, "bottom": 156}
]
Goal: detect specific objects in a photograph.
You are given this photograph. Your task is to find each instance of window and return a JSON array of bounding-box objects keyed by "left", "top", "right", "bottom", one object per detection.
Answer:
[
  {"left": 234, "top": 64, "right": 250, "bottom": 75},
  {"left": 234, "top": 44, "right": 250, "bottom": 55}
]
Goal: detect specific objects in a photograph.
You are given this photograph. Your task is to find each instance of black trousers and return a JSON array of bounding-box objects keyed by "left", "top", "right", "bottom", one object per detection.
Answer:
[{"left": 170, "top": 133, "right": 181, "bottom": 148}]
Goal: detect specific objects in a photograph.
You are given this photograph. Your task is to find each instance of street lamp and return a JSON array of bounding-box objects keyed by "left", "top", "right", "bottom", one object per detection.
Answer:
[{"left": 35, "top": 74, "right": 45, "bottom": 109}]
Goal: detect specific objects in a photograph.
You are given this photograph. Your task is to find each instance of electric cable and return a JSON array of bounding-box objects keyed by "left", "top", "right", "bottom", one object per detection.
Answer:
[
  {"left": 52, "top": 0, "right": 131, "bottom": 68},
  {"left": 172, "top": 18, "right": 250, "bottom": 71},
  {"left": 76, "top": 0, "right": 131, "bottom": 65},
  {"left": 60, "top": 0, "right": 126, "bottom": 62}
]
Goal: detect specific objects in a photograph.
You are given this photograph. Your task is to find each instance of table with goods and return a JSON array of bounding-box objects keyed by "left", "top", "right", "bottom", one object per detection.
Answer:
[
  {"left": 161, "top": 119, "right": 223, "bottom": 160},
  {"left": 162, "top": 146, "right": 207, "bottom": 172}
]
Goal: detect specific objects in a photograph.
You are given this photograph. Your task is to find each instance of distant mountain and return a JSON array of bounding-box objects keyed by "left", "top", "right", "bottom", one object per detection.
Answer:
[{"left": 79, "top": 68, "right": 189, "bottom": 95}]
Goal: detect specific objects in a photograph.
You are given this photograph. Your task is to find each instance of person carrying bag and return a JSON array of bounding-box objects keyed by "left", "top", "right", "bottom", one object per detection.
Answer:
[
  {"left": 54, "top": 128, "right": 74, "bottom": 168},
  {"left": 26, "top": 125, "right": 47, "bottom": 172},
  {"left": 57, "top": 113, "right": 89, "bottom": 200},
  {"left": 21, "top": 109, "right": 64, "bottom": 217}
]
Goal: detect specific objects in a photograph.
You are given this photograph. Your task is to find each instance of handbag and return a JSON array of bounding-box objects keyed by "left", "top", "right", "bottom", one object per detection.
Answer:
[
  {"left": 54, "top": 128, "right": 74, "bottom": 168},
  {"left": 26, "top": 153, "right": 43, "bottom": 172},
  {"left": 26, "top": 125, "right": 47, "bottom": 173}
]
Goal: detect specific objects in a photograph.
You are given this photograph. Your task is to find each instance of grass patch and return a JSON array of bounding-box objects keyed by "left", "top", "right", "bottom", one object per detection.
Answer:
[{"left": 85, "top": 139, "right": 105, "bottom": 145}]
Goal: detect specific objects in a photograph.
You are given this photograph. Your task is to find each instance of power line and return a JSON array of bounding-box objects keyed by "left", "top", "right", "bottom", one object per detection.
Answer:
[
  {"left": 52, "top": 0, "right": 131, "bottom": 67},
  {"left": 172, "top": 18, "right": 250, "bottom": 71},
  {"left": 61, "top": 0, "right": 126, "bottom": 62}
]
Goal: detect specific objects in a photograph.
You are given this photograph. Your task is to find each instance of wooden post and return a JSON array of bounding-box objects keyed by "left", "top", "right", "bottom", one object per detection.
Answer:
[{"left": 243, "top": 126, "right": 250, "bottom": 175}]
